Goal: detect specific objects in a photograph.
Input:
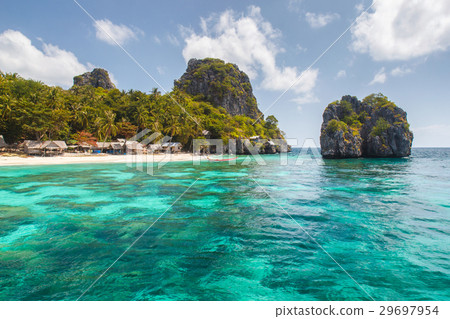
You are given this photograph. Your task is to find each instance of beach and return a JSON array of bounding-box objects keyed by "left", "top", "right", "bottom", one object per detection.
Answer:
[{"left": 0, "top": 153, "right": 201, "bottom": 166}]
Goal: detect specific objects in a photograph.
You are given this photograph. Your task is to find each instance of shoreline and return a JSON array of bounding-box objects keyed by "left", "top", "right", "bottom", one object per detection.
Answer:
[{"left": 0, "top": 153, "right": 202, "bottom": 167}]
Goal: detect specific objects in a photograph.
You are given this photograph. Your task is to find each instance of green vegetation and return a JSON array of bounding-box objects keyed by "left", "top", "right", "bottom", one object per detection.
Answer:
[
  {"left": 0, "top": 72, "right": 283, "bottom": 149},
  {"left": 370, "top": 118, "right": 391, "bottom": 137},
  {"left": 363, "top": 93, "right": 397, "bottom": 110},
  {"left": 334, "top": 99, "right": 363, "bottom": 131},
  {"left": 175, "top": 58, "right": 260, "bottom": 118},
  {"left": 326, "top": 119, "right": 348, "bottom": 134}
]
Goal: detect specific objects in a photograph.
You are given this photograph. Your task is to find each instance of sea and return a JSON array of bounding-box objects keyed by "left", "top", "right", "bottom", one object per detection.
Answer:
[{"left": 0, "top": 148, "right": 449, "bottom": 301}]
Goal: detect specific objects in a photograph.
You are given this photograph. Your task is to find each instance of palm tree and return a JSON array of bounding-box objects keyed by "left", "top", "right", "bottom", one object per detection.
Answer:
[
  {"left": 151, "top": 88, "right": 161, "bottom": 98},
  {"left": 96, "top": 110, "right": 118, "bottom": 150},
  {"left": 164, "top": 115, "right": 182, "bottom": 141},
  {"left": 134, "top": 104, "right": 149, "bottom": 129}
]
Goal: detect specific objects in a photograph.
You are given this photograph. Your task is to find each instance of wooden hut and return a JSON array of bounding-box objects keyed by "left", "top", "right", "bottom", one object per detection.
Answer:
[
  {"left": 23, "top": 140, "right": 67, "bottom": 156},
  {"left": 42, "top": 141, "right": 68, "bottom": 155},
  {"left": 125, "top": 141, "right": 144, "bottom": 154},
  {"left": 161, "top": 142, "right": 182, "bottom": 153}
]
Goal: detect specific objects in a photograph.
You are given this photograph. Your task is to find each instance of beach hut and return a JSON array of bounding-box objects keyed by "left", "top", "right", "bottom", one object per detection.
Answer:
[
  {"left": 147, "top": 143, "right": 163, "bottom": 154},
  {"left": 110, "top": 141, "right": 125, "bottom": 154},
  {"left": 41, "top": 141, "right": 68, "bottom": 156},
  {"left": 23, "top": 140, "right": 67, "bottom": 156},
  {"left": 161, "top": 142, "right": 182, "bottom": 153},
  {"left": 125, "top": 141, "right": 144, "bottom": 154},
  {"left": 93, "top": 141, "right": 125, "bottom": 154},
  {"left": 24, "top": 141, "right": 43, "bottom": 155},
  {"left": 78, "top": 142, "right": 94, "bottom": 153}
]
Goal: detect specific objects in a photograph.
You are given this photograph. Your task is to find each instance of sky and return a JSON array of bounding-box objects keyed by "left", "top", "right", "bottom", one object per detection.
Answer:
[{"left": 1, "top": 0, "right": 450, "bottom": 147}]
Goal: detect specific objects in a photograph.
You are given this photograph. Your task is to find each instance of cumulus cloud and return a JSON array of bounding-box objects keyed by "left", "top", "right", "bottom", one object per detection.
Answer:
[
  {"left": 181, "top": 6, "right": 318, "bottom": 98},
  {"left": 305, "top": 12, "right": 340, "bottom": 28},
  {"left": 94, "top": 19, "right": 140, "bottom": 45},
  {"left": 0, "top": 30, "right": 90, "bottom": 87},
  {"left": 391, "top": 66, "right": 412, "bottom": 77},
  {"left": 351, "top": 0, "right": 450, "bottom": 60},
  {"left": 369, "top": 67, "right": 387, "bottom": 85}
]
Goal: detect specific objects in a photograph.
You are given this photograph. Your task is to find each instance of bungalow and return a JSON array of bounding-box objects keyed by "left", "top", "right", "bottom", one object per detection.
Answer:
[
  {"left": 42, "top": 141, "right": 68, "bottom": 155},
  {"left": 125, "top": 141, "right": 144, "bottom": 154},
  {"left": 147, "top": 143, "right": 163, "bottom": 154},
  {"left": 23, "top": 140, "right": 68, "bottom": 156},
  {"left": 94, "top": 141, "right": 125, "bottom": 154},
  {"left": 161, "top": 142, "right": 182, "bottom": 153},
  {"left": 67, "top": 142, "right": 93, "bottom": 153}
]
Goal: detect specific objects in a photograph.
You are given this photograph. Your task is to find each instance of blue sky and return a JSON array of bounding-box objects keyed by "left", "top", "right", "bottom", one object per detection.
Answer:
[{"left": 1, "top": 0, "right": 450, "bottom": 147}]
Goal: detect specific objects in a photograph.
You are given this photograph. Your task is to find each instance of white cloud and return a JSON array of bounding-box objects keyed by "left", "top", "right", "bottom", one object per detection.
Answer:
[
  {"left": 355, "top": 3, "right": 365, "bottom": 13},
  {"left": 292, "top": 92, "right": 319, "bottom": 107},
  {"left": 94, "top": 19, "right": 139, "bottom": 45},
  {"left": 181, "top": 6, "right": 318, "bottom": 96},
  {"left": 167, "top": 34, "right": 180, "bottom": 46},
  {"left": 153, "top": 36, "right": 161, "bottom": 44},
  {"left": 351, "top": 0, "right": 450, "bottom": 61},
  {"left": 288, "top": 0, "right": 303, "bottom": 13},
  {"left": 336, "top": 70, "right": 346, "bottom": 79},
  {"left": 0, "top": 30, "right": 90, "bottom": 88},
  {"left": 369, "top": 67, "right": 387, "bottom": 85},
  {"left": 391, "top": 66, "right": 412, "bottom": 77},
  {"left": 305, "top": 12, "right": 340, "bottom": 28}
]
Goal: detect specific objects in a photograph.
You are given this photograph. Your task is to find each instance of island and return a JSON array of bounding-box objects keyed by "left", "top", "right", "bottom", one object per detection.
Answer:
[
  {"left": 0, "top": 58, "right": 288, "bottom": 157},
  {"left": 320, "top": 94, "right": 413, "bottom": 158}
]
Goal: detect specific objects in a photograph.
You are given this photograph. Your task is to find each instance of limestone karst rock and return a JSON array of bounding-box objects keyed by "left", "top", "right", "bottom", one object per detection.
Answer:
[{"left": 320, "top": 94, "right": 413, "bottom": 158}]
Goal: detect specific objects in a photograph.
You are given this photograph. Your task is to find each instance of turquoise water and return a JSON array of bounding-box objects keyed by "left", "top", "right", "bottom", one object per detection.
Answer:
[{"left": 0, "top": 148, "right": 449, "bottom": 301}]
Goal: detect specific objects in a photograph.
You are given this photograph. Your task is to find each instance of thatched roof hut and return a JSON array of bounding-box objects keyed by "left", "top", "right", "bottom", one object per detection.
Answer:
[
  {"left": 161, "top": 142, "right": 182, "bottom": 153},
  {"left": 23, "top": 140, "right": 67, "bottom": 155}
]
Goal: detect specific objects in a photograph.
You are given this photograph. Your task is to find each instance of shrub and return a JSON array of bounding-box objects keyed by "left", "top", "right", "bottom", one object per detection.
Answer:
[
  {"left": 326, "top": 119, "right": 348, "bottom": 134},
  {"left": 370, "top": 118, "right": 391, "bottom": 137}
]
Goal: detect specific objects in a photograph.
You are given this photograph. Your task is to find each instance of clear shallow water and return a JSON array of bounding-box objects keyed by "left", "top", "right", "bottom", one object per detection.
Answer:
[{"left": 0, "top": 148, "right": 449, "bottom": 301}]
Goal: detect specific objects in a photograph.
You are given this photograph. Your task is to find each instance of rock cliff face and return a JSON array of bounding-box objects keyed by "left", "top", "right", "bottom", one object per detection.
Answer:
[
  {"left": 174, "top": 58, "right": 262, "bottom": 119},
  {"left": 320, "top": 94, "right": 413, "bottom": 158},
  {"left": 73, "top": 68, "right": 115, "bottom": 90}
]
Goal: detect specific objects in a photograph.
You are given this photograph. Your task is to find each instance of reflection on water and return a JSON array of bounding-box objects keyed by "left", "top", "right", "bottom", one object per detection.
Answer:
[{"left": 0, "top": 149, "right": 449, "bottom": 300}]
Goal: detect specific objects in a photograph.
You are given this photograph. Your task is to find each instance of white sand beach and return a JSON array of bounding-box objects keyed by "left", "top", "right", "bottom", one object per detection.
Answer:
[{"left": 0, "top": 153, "right": 203, "bottom": 166}]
